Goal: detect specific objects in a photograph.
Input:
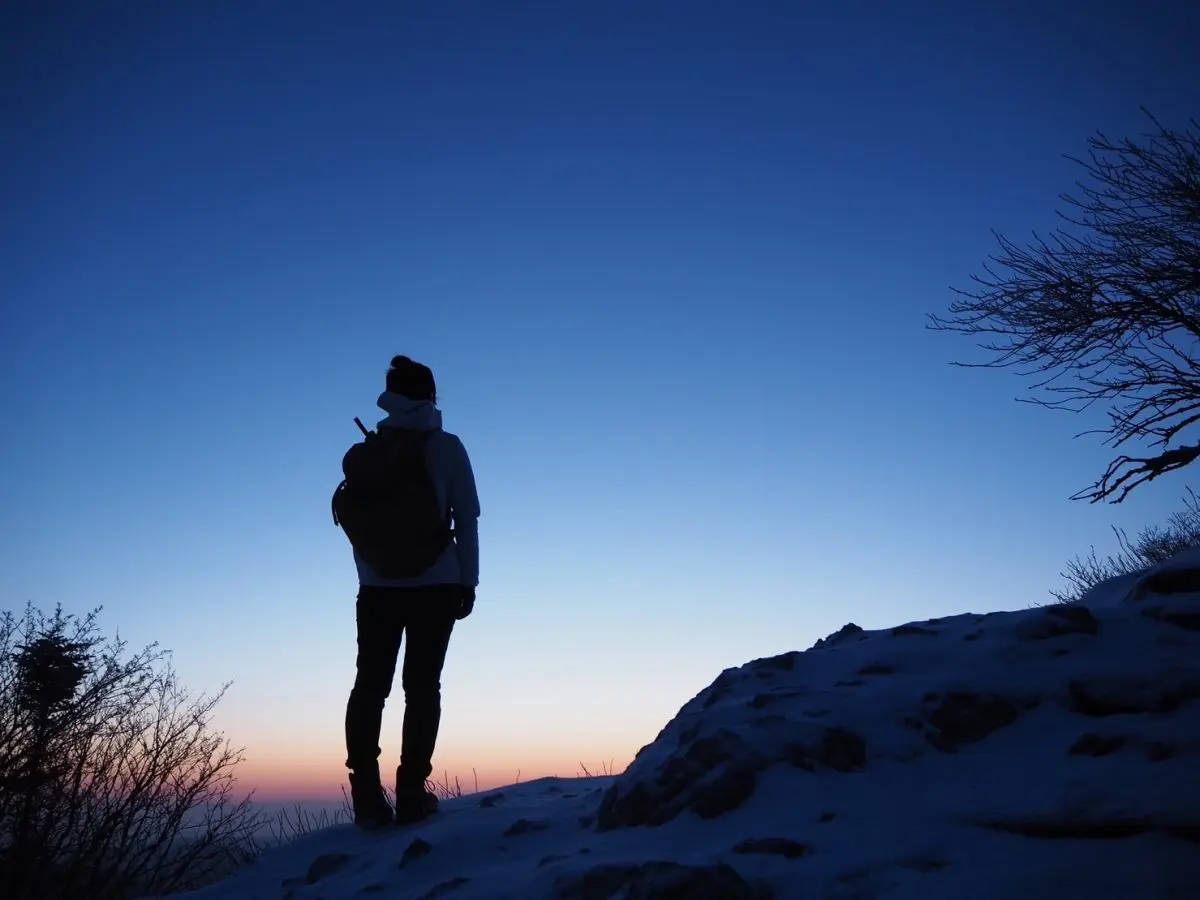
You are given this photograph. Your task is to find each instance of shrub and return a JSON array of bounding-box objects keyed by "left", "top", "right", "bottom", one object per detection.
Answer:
[
  {"left": 0, "top": 603, "right": 260, "bottom": 899},
  {"left": 1051, "top": 489, "right": 1200, "bottom": 603}
]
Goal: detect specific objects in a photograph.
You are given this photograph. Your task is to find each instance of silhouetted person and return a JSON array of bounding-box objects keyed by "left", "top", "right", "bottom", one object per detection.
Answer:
[{"left": 341, "top": 355, "right": 480, "bottom": 827}]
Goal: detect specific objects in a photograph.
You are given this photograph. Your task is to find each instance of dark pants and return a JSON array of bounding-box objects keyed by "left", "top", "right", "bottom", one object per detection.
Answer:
[{"left": 344, "top": 584, "right": 458, "bottom": 794}]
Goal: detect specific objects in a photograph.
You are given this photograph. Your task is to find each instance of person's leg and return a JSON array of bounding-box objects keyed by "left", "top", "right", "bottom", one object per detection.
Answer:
[
  {"left": 395, "top": 586, "right": 458, "bottom": 810},
  {"left": 344, "top": 586, "right": 404, "bottom": 824}
]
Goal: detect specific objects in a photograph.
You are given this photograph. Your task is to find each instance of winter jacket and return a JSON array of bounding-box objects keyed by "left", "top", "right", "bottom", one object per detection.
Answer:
[{"left": 353, "top": 391, "right": 480, "bottom": 588}]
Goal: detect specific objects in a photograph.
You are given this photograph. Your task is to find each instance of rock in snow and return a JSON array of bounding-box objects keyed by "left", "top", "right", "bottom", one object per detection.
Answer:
[{"left": 165, "top": 552, "right": 1200, "bottom": 899}]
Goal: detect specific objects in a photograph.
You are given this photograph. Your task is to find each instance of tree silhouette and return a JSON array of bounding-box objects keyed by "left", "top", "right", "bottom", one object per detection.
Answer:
[
  {"left": 15, "top": 631, "right": 89, "bottom": 718},
  {"left": 0, "top": 604, "right": 261, "bottom": 899},
  {"left": 929, "top": 111, "right": 1200, "bottom": 503}
]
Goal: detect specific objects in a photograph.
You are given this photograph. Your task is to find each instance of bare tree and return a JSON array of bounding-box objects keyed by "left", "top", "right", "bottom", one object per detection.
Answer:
[
  {"left": 928, "top": 111, "right": 1200, "bottom": 503},
  {"left": 0, "top": 604, "right": 263, "bottom": 900}
]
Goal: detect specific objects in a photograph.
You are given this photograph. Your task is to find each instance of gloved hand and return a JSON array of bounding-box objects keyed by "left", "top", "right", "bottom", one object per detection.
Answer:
[{"left": 456, "top": 586, "right": 476, "bottom": 620}]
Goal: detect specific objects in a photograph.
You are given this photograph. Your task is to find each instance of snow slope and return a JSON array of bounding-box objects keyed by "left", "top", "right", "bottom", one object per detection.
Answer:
[{"left": 170, "top": 554, "right": 1200, "bottom": 899}]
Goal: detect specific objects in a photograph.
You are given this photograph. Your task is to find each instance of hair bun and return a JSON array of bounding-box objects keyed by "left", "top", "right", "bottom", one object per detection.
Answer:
[{"left": 385, "top": 354, "right": 436, "bottom": 402}]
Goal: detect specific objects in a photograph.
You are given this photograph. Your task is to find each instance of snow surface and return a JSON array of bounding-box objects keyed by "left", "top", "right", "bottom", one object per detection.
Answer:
[{"left": 165, "top": 553, "right": 1200, "bottom": 899}]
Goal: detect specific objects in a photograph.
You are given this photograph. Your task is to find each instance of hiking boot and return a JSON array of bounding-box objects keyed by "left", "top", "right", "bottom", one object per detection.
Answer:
[
  {"left": 394, "top": 786, "right": 439, "bottom": 825},
  {"left": 349, "top": 770, "right": 393, "bottom": 829}
]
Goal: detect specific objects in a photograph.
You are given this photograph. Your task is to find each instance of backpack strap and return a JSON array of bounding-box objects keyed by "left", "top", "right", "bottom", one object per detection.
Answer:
[
  {"left": 392, "top": 428, "right": 454, "bottom": 534},
  {"left": 331, "top": 480, "right": 347, "bottom": 525}
]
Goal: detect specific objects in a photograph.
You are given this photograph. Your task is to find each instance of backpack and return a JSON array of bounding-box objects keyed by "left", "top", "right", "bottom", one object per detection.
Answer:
[{"left": 331, "top": 418, "right": 454, "bottom": 579}]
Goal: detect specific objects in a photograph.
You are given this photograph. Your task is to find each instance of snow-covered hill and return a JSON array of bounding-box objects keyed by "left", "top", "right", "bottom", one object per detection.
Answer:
[{"left": 172, "top": 552, "right": 1200, "bottom": 899}]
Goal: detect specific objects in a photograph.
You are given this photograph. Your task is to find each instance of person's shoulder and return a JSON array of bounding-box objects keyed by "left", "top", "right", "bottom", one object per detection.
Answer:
[{"left": 430, "top": 428, "right": 469, "bottom": 456}]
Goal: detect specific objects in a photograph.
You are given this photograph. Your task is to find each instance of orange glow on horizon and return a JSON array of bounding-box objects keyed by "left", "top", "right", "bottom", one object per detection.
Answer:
[{"left": 236, "top": 753, "right": 632, "bottom": 802}]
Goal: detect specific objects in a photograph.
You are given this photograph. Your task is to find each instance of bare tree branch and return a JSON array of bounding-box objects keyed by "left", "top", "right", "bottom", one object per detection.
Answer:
[{"left": 929, "top": 109, "right": 1200, "bottom": 502}]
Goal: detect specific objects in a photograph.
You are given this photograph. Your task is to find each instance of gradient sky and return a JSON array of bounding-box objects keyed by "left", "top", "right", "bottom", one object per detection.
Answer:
[{"left": 2, "top": 1, "right": 1197, "bottom": 801}]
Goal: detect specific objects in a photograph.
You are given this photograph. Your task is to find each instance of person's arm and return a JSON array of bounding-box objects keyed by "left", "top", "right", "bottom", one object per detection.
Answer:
[{"left": 448, "top": 435, "right": 480, "bottom": 587}]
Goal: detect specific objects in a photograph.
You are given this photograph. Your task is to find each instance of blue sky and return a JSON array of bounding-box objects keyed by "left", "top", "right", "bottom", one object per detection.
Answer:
[{"left": 2, "top": 1, "right": 1197, "bottom": 797}]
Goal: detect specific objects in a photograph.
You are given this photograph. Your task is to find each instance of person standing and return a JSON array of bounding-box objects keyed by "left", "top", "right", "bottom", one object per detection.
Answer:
[{"left": 337, "top": 355, "right": 480, "bottom": 827}]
